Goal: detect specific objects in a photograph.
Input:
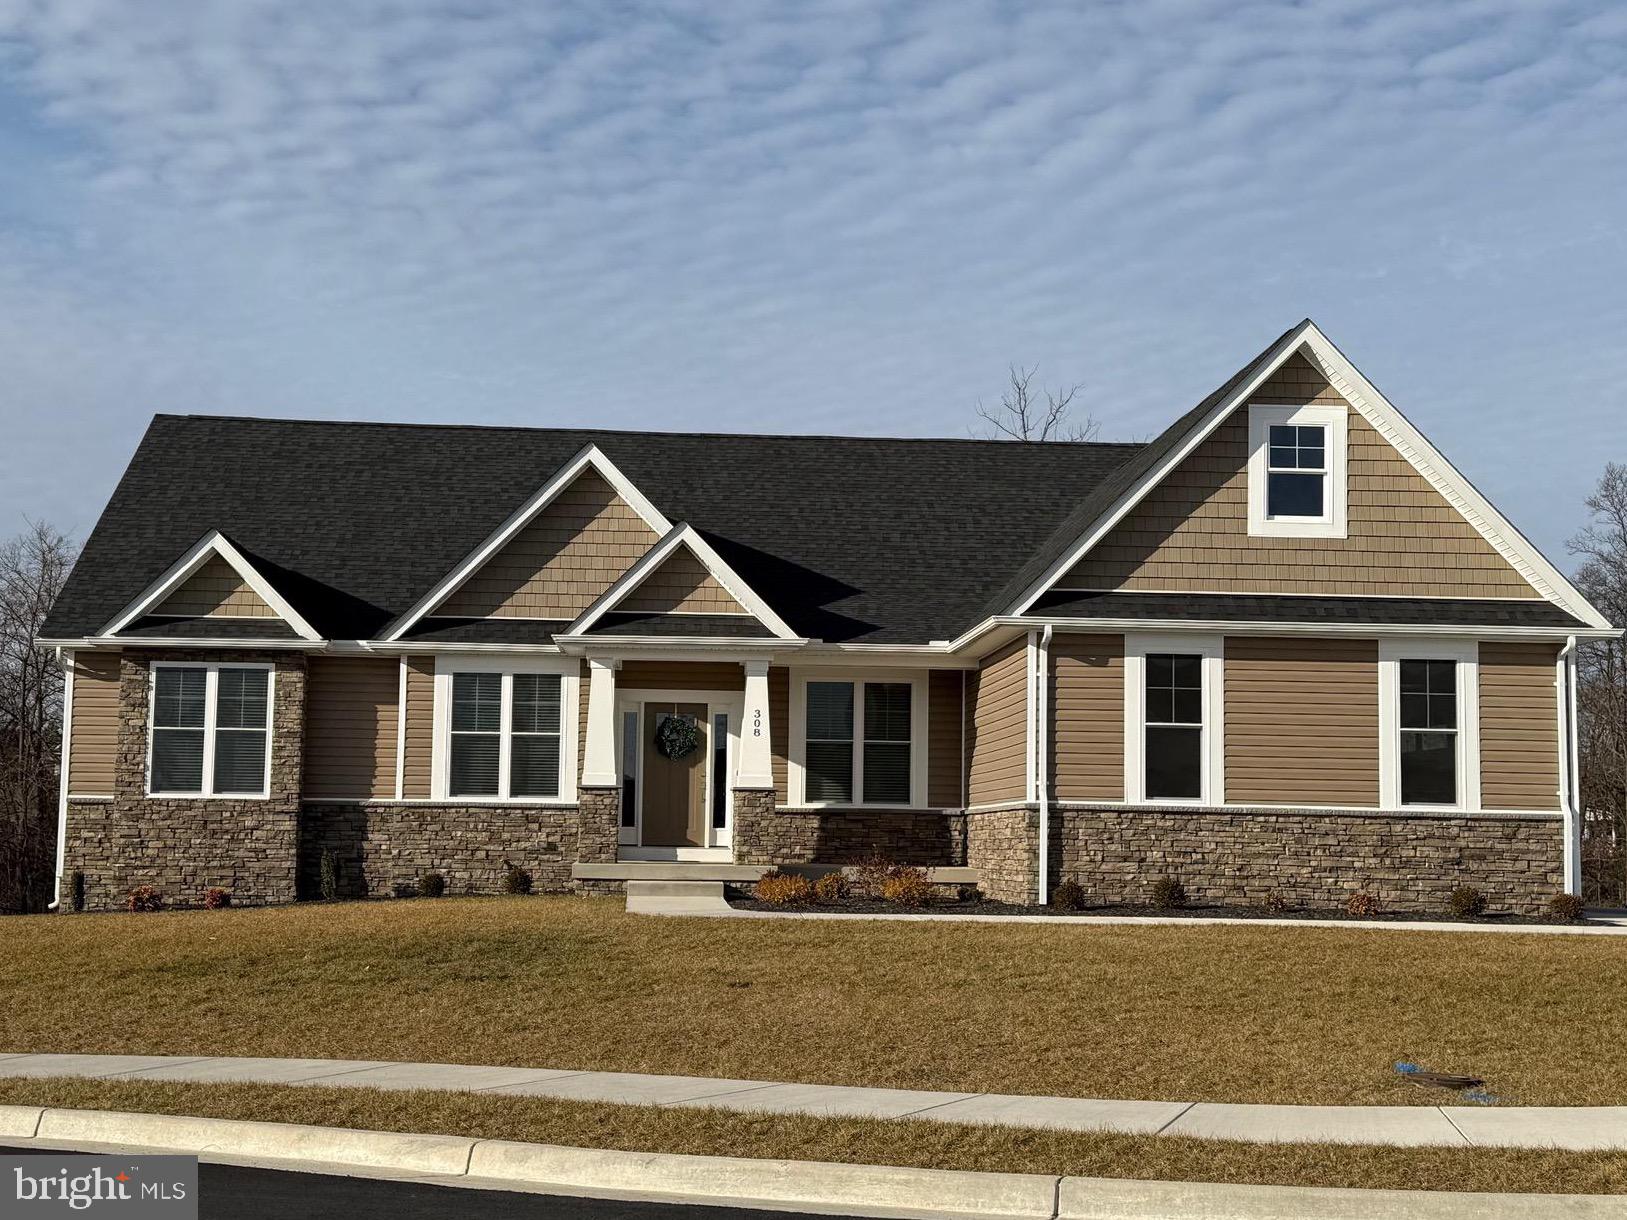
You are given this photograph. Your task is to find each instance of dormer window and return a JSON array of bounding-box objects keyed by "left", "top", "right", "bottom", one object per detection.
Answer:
[{"left": 1247, "top": 404, "right": 1347, "bottom": 538}]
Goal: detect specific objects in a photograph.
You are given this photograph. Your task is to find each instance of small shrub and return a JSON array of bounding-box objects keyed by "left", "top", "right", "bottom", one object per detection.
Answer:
[
  {"left": 502, "top": 861, "right": 533, "bottom": 896},
  {"left": 849, "top": 855, "right": 894, "bottom": 900},
  {"left": 1051, "top": 880, "right": 1087, "bottom": 911},
  {"left": 956, "top": 884, "right": 982, "bottom": 903},
  {"left": 1149, "top": 877, "right": 1187, "bottom": 909},
  {"left": 756, "top": 869, "right": 814, "bottom": 906},
  {"left": 880, "top": 865, "right": 936, "bottom": 908},
  {"left": 1447, "top": 886, "right": 1488, "bottom": 918},
  {"left": 1548, "top": 892, "right": 1586, "bottom": 923},
  {"left": 811, "top": 872, "right": 848, "bottom": 904},
  {"left": 1259, "top": 893, "right": 1290, "bottom": 915},
  {"left": 1347, "top": 890, "right": 1381, "bottom": 919},
  {"left": 203, "top": 887, "right": 231, "bottom": 910},
  {"left": 419, "top": 872, "right": 446, "bottom": 899},
  {"left": 70, "top": 870, "right": 86, "bottom": 913},
  {"left": 391, "top": 879, "right": 419, "bottom": 900},
  {"left": 126, "top": 886, "right": 163, "bottom": 914},
  {"left": 319, "top": 849, "right": 339, "bottom": 902}
]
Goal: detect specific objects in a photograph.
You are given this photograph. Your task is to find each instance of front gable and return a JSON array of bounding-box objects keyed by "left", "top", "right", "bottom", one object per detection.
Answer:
[
  {"left": 617, "top": 548, "right": 750, "bottom": 616},
  {"left": 151, "top": 553, "right": 280, "bottom": 617},
  {"left": 1060, "top": 350, "right": 1539, "bottom": 600}
]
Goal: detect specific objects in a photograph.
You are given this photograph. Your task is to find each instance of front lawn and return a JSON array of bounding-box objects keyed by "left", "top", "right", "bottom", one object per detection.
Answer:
[{"left": 2, "top": 896, "right": 1621, "bottom": 1106}]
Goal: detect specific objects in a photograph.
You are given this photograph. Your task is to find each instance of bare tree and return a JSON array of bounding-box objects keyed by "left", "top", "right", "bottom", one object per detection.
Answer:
[
  {"left": 1569, "top": 465, "right": 1627, "bottom": 906},
  {"left": 975, "top": 364, "right": 1099, "bottom": 442},
  {"left": 0, "top": 521, "right": 76, "bottom": 914}
]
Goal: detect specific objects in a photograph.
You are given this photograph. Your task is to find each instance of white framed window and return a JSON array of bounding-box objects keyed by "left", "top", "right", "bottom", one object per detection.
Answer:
[
  {"left": 789, "top": 670, "right": 928, "bottom": 808},
  {"left": 147, "top": 662, "right": 274, "bottom": 798},
  {"left": 1123, "top": 634, "right": 1223, "bottom": 805},
  {"left": 1379, "top": 640, "right": 1479, "bottom": 811},
  {"left": 1247, "top": 404, "right": 1347, "bottom": 538},
  {"left": 431, "top": 656, "right": 579, "bottom": 803}
]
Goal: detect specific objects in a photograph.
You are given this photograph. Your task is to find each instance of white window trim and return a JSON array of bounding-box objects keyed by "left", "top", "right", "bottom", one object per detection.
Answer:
[
  {"left": 431, "top": 655, "right": 579, "bottom": 804},
  {"left": 1378, "top": 639, "right": 1480, "bottom": 812},
  {"left": 788, "top": 668, "right": 929, "bottom": 809},
  {"left": 1246, "top": 403, "right": 1348, "bottom": 539},
  {"left": 1123, "top": 633, "right": 1224, "bottom": 806},
  {"left": 145, "top": 661, "right": 275, "bottom": 799}
]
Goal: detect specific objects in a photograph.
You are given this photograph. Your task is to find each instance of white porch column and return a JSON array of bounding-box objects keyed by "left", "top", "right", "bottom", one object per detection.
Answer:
[
  {"left": 737, "top": 659, "right": 775, "bottom": 789},
  {"left": 581, "top": 658, "right": 620, "bottom": 788}
]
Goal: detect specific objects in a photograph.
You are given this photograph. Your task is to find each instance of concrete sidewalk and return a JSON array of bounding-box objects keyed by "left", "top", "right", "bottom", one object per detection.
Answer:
[{"left": 5, "top": 1052, "right": 1627, "bottom": 1151}]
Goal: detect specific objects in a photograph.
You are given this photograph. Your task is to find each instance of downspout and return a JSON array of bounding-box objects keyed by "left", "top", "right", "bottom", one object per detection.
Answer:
[
  {"left": 48, "top": 647, "right": 71, "bottom": 911},
  {"left": 1559, "top": 635, "right": 1580, "bottom": 897},
  {"left": 1036, "top": 624, "right": 1052, "bottom": 906}
]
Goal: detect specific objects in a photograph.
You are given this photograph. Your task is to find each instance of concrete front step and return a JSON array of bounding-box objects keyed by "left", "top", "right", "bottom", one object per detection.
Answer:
[{"left": 625, "top": 880, "right": 731, "bottom": 915}]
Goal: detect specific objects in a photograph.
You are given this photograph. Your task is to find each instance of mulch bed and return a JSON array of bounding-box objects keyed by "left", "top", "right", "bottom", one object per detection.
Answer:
[{"left": 725, "top": 889, "right": 1586, "bottom": 925}]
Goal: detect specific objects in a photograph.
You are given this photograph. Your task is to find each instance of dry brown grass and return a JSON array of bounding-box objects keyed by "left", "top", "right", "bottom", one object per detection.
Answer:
[
  {"left": 2, "top": 896, "right": 1622, "bottom": 1106},
  {"left": 1, "top": 1076, "right": 1624, "bottom": 1196}
]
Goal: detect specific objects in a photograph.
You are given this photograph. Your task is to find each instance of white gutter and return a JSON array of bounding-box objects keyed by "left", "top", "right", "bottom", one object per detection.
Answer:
[
  {"left": 48, "top": 647, "right": 72, "bottom": 911},
  {"left": 1036, "top": 624, "right": 1052, "bottom": 906},
  {"left": 1560, "top": 635, "right": 1582, "bottom": 895}
]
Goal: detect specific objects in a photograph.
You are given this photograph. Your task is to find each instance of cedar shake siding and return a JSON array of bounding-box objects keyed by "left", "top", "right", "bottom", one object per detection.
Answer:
[
  {"left": 399, "top": 656, "right": 435, "bottom": 799},
  {"left": 439, "top": 469, "right": 660, "bottom": 619},
  {"left": 303, "top": 657, "right": 400, "bottom": 800},
  {"left": 1049, "top": 634, "right": 1124, "bottom": 801},
  {"left": 619, "top": 550, "right": 749, "bottom": 615},
  {"left": 928, "top": 670, "right": 964, "bottom": 808},
  {"left": 1223, "top": 637, "right": 1380, "bottom": 807},
  {"left": 1480, "top": 642, "right": 1562, "bottom": 811},
  {"left": 151, "top": 554, "right": 277, "bottom": 617},
  {"left": 967, "top": 639, "right": 1028, "bottom": 807},
  {"left": 67, "top": 651, "right": 121, "bottom": 794},
  {"left": 1063, "top": 354, "right": 1541, "bottom": 599}
]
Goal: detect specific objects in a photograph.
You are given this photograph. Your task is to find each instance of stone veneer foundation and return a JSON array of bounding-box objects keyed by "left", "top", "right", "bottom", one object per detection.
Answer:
[
  {"left": 732, "top": 793, "right": 964, "bottom": 868},
  {"left": 963, "top": 806, "right": 1039, "bottom": 905}
]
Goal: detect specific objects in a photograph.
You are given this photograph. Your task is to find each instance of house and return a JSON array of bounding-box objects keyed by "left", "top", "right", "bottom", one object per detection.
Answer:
[{"left": 38, "top": 320, "right": 1617, "bottom": 914}]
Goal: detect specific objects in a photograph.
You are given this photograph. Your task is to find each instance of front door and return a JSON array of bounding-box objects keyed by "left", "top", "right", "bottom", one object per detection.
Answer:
[{"left": 641, "top": 702, "right": 709, "bottom": 847}]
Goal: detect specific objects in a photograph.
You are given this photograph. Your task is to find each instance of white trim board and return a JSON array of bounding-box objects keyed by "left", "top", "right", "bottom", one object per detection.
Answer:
[
  {"left": 100, "top": 531, "right": 322, "bottom": 642},
  {"left": 565, "top": 523, "right": 799, "bottom": 641},
  {"left": 1009, "top": 320, "right": 1612, "bottom": 631},
  {"left": 384, "top": 444, "right": 673, "bottom": 642}
]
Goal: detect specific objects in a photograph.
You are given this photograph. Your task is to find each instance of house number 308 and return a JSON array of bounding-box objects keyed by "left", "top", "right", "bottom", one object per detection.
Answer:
[{"left": 752, "top": 709, "right": 762, "bottom": 737}]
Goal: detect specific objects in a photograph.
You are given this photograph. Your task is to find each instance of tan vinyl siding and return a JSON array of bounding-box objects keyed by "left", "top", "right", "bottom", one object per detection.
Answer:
[
  {"left": 617, "top": 661, "right": 745, "bottom": 692},
  {"left": 303, "top": 658, "right": 399, "bottom": 799},
  {"left": 400, "top": 656, "right": 434, "bottom": 799},
  {"left": 1224, "top": 637, "right": 1380, "bottom": 807},
  {"left": 1063, "top": 352, "right": 1541, "bottom": 599},
  {"left": 67, "top": 652, "right": 120, "bottom": 794},
  {"left": 152, "top": 554, "right": 277, "bottom": 617},
  {"left": 967, "top": 639, "right": 1029, "bottom": 807},
  {"left": 440, "top": 470, "right": 660, "bottom": 619},
  {"left": 1480, "top": 642, "right": 1561, "bottom": 810},
  {"left": 619, "top": 550, "right": 748, "bottom": 615},
  {"left": 928, "top": 669, "right": 964, "bottom": 808},
  {"left": 770, "top": 666, "right": 789, "bottom": 803},
  {"left": 1050, "top": 634, "right": 1123, "bottom": 801}
]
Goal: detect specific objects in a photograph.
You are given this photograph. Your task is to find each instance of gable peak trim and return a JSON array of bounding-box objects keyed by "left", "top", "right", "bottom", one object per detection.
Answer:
[
  {"left": 100, "top": 531, "right": 323, "bottom": 642},
  {"left": 383, "top": 444, "right": 672, "bottom": 642}
]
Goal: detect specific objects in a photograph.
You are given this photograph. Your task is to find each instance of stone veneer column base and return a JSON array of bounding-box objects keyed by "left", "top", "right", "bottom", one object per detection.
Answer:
[
  {"left": 729, "top": 789, "right": 787, "bottom": 865},
  {"left": 964, "top": 805, "right": 1039, "bottom": 906}
]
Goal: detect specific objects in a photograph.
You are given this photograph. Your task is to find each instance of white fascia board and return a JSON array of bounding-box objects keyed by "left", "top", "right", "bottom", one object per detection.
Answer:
[
  {"left": 565, "top": 523, "right": 799, "bottom": 640},
  {"left": 1006, "top": 319, "right": 1613, "bottom": 633},
  {"left": 1005, "top": 615, "right": 1619, "bottom": 641},
  {"left": 1008, "top": 321, "right": 1315, "bottom": 617},
  {"left": 383, "top": 444, "right": 673, "bottom": 642},
  {"left": 98, "top": 531, "right": 323, "bottom": 642}
]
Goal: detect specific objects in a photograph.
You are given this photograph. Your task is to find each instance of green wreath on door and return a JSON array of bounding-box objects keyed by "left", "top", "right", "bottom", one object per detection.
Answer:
[{"left": 655, "top": 713, "right": 700, "bottom": 761}]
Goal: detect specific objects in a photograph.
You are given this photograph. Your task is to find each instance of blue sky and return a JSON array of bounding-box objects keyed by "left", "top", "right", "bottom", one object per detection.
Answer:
[{"left": 1, "top": 0, "right": 1624, "bottom": 565}]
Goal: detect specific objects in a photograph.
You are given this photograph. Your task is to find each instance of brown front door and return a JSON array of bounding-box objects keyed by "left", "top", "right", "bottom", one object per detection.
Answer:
[{"left": 641, "top": 702, "right": 708, "bottom": 847}]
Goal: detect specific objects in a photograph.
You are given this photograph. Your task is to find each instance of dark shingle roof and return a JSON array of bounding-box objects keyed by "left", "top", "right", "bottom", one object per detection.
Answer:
[
  {"left": 120, "top": 615, "right": 302, "bottom": 640},
  {"left": 1027, "top": 591, "right": 1588, "bottom": 630},
  {"left": 585, "top": 613, "right": 776, "bottom": 638},
  {"left": 43, "top": 418, "right": 1143, "bottom": 645}
]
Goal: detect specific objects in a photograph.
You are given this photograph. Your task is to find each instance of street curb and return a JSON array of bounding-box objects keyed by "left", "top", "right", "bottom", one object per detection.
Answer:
[{"left": 8, "top": 1107, "right": 1621, "bottom": 1220}]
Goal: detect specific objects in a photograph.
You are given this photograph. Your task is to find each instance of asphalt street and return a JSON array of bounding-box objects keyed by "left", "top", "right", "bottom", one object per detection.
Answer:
[{"left": 1, "top": 1146, "right": 866, "bottom": 1219}]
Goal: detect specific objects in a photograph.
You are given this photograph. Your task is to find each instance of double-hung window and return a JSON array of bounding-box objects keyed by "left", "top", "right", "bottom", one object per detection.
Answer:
[
  {"left": 1247, "top": 404, "right": 1347, "bottom": 538},
  {"left": 797, "top": 676, "right": 923, "bottom": 806},
  {"left": 149, "top": 663, "right": 272, "bottom": 797},
  {"left": 1126, "top": 636, "right": 1220, "bottom": 804},
  {"left": 439, "top": 663, "right": 572, "bottom": 801},
  {"left": 1379, "top": 642, "right": 1479, "bottom": 810}
]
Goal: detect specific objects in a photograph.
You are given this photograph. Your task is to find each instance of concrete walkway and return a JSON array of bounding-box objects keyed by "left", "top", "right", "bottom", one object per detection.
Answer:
[{"left": 5, "top": 1052, "right": 1627, "bottom": 1151}]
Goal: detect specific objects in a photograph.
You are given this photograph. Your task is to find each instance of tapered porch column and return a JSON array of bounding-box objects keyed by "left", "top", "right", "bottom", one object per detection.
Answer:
[
  {"left": 737, "top": 659, "right": 775, "bottom": 790},
  {"left": 581, "top": 657, "right": 620, "bottom": 788}
]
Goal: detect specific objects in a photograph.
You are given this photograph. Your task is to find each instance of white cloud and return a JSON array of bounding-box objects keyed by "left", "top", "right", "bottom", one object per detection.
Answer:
[{"left": 0, "top": 0, "right": 1623, "bottom": 558}]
